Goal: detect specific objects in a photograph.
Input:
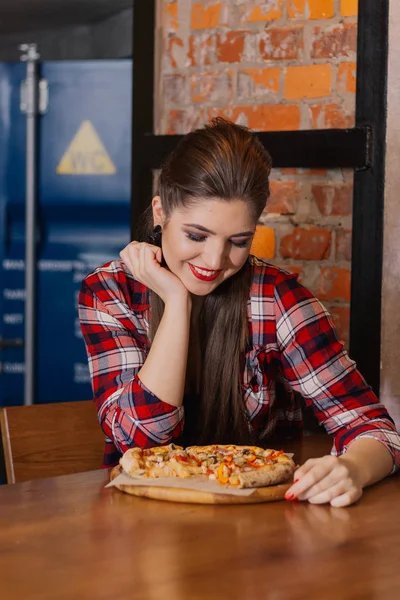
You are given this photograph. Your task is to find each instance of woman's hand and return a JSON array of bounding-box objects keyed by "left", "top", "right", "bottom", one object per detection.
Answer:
[
  {"left": 120, "top": 241, "right": 189, "bottom": 305},
  {"left": 285, "top": 454, "right": 364, "bottom": 508}
]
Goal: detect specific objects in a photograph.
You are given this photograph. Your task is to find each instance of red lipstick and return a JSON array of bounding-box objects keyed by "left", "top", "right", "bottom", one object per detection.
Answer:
[{"left": 189, "top": 264, "right": 221, "bottom": 282}]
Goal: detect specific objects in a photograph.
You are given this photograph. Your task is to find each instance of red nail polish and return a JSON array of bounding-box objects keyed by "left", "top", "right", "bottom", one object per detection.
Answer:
[
  {"left": 294, "top": 478, "right": 299, "bottom": 483},
  {"left": 285, "top": 493, "right": 294, "bottom": 501}
]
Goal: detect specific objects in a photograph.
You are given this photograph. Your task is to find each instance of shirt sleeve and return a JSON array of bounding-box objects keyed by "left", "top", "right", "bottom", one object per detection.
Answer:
[
  {"left": 78, "top": 279, "right": 184, "bottom": 453},
  {"left": 274, "top": 271, "right": 400, "bottom": 472}
]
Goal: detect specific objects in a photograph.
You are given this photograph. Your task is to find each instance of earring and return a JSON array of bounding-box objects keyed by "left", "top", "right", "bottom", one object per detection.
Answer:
[{"left": 147, "top": 225, "right": 162, "bottom": 247}]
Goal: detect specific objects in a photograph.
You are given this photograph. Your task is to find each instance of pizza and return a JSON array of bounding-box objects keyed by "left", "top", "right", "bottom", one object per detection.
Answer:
[
  {"left": 119, "top": 443, "right": 295, "bottom": 489},
  {"left": 120, "top": 444, "right": 203, "bottom": 480}
]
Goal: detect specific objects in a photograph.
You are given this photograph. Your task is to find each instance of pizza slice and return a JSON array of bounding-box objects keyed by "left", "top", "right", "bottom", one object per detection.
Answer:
[
  {"left": 120, "top": 443, "right": 203, "bottom": 479},
  {"left": 186, "top": 444, "right": 295, "bottom": 488}
]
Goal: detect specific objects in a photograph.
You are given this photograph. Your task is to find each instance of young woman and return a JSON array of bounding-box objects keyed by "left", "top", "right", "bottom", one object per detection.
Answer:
[{"left": 79, "top": 118, "right": 400, "bottom": 507}]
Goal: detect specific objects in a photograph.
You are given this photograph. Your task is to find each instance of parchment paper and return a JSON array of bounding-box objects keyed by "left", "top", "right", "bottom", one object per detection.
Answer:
[{"left": 106, "top": 472, "right": 256, "bottom": 496}]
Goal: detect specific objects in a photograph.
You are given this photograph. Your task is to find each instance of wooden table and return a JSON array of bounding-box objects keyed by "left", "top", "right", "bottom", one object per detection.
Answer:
[{"left": 0, "top": 435, "right": 399, "bottom": 600}]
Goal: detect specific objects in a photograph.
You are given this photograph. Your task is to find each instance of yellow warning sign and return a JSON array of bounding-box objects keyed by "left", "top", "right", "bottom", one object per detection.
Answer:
[{"left": 56, "top": 120, "right": 117, "bottom": 175}]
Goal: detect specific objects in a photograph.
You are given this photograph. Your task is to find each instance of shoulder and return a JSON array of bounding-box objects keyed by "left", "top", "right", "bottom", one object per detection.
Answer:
[
  {"left": 248, "top": 255, "right": 301, "bottom": 299},
  {"left": 79, "top": 260, "right": 150, "bottom": 311}
]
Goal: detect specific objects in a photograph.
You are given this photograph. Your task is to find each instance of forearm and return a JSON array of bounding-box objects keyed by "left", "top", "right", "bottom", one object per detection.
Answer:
[
  {"left": 138, "top": 295, "right": 191, "bottom": 407},
  {"left": 340, "top": 437, "right": 394, "bottom": 488}
]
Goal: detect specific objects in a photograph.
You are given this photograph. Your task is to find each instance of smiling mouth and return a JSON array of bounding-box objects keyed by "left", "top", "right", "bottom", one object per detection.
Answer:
[{"left": 188, "top": 263, "right": 222, "bottom": 282}]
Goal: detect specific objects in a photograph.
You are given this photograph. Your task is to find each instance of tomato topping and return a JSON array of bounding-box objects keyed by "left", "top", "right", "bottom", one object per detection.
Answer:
[
  {"left": 176, "top": 455, "right": 188, "bottom": 463},
  {"left": 270, "top": 450, "right": 284, "bottom": 460}
]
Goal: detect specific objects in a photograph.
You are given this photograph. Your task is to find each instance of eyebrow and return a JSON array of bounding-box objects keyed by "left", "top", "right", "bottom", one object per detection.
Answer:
[{"left": 183, "top": 223, "right": 254, "bottom": 238}]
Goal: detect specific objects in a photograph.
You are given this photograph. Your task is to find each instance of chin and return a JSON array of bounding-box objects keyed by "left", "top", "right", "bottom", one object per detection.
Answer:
[
  {"left": 180, "top": 269, "right": 239, "bottom": 296},
  {"left": 183, "top": 279, "right": 219, "bottom": 296}
]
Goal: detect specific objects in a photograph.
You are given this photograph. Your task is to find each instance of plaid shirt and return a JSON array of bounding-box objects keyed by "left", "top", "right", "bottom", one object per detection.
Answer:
[{"left": 78, "top": 256, "right": 400, "bottom": 470}]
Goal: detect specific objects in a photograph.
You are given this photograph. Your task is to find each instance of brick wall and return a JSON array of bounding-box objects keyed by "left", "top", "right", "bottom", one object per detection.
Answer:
[{"left": 158, "top": 0, "right": 358, "bottom": 346}]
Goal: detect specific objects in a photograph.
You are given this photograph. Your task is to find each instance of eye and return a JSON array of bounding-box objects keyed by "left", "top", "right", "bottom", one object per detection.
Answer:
[
  {"left": 186, "top": 233, "right": 207, "bottom": 243},
  {"left": 231, "top": 239, "right": 251, "bottom": 249}
]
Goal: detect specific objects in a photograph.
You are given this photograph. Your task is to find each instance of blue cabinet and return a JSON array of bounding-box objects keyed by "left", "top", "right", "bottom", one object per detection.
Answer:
[{"left": 0, "top": 60, "right": 132, "bottom": 405}]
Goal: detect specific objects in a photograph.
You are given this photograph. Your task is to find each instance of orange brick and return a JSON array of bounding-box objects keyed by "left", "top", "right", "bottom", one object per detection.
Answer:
[
  {"left": 329, "top": 306, "right": 350, "bottom": 346},
  {"left": 288, "top": 0, "right": 305, "bottom": 18},
  {"left": 192, "top": 3, "right": 222, "bottom": 30},
  {"left": 307, "top": 0, "right": 335, "bottom": 18},
  {"left": 190, "top": 70, "right": 233, "bottom": 103},
  {"left": 237, "top": 68, "right": 280, "bottom": 101},
  {"left": 338, "top": 62, "right": 356, "bottom": 94},
  {"left": 259, "top": 26, "right": 303, "bottom": 61},
  {"left": 312, "top": 23, "right": 357, "bottom": 58},
  {"left": 285, "top": 265, "right": 303, "bottom": 278},
  {"left": 250, "top": 226, "right": 275, "bottom": 259},
  {"left": 167, "top": 37, "right": 184, "bottom": 69},
  {"left": 216, "top": 30, "right": 248, "bottom": 63},
  {"left": 288, "top": 0, "right": 334, "bottom": 19},
  {"left": 335, "top": 228, "right": 352, "bottom": 261},
  {"left": 274, "top": 264, "right": 303, "bottom": 279},
  {"left": 310, "top": 104, "right": 354, "bottom": 129},
  {"left": 242, "top": 0, "right": 283, "bottom": 22},
  {"left": 163, "top": 74, "right": 187, "bottom": 104},
  {"left": 164, "top": 2, "right": 178, "bottom": 32},
  {"left": 188, "top": 34, "right": 217, "bottom": 67},
  {"left": 312, "top": 184, "right": 353, "bottom": 216},
  {"left": 280, "top": 227, "right": 331, "bottom": 260},
  {"left": 166, "top": 110, "right": 185, "bottom": 135},
  {"left": 268, "top": 181, "right": 300, "bottom": 214},
  {"left": 209, "top": 105, "right": 301, "bottom": 131},
  {"left": 341, "top": 0, "right": 358, "bottom": 17},
  {"left": 166, "top": 109, "right": 208, "bottom": 135},
  {"left": 315, "top": 268, "right": 351, "bottom": 302},
  {"left": 284, "top": 65, "right": 332, "bottom": 100}
]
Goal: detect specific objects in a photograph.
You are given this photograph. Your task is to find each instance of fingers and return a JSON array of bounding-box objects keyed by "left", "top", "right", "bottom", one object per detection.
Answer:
[
  {"left": 287, "top": 456, "right": 338, "bottom": 499},
  {"left": 293, "top": 454, "right": 342, "bottom": 481},
  {"left": 306, "top": 480, "right": 360, "bottom": 505},
  {"left": 285, "top": 455, "right": 363, "bottom": 507},
  {"left": 330, "top": 488, "right": 363, "bottom": 508},
  {"left": 139, "top": 243, "right": 163, "bottom": 279},
  {"left": 120, "top": 241, "right": 161, "bottom": 282},
  {"left": 119, "top": 243, "right": 138, "bottom": 277},
  {"left": 297, "top": 459, "right": 349, "bottom": 501}
]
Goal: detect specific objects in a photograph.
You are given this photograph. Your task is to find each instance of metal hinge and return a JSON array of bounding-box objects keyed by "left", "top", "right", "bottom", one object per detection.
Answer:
[
  {"left": 20, "top": 79, "right": 48, "bottom": 114},
  {"left": 19, "top": 43, "right": 48, "bottom": 114}
]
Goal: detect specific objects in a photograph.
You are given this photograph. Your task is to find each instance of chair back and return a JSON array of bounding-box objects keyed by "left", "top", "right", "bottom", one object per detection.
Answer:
[{"left": 0, "top": 401, "right": 104, "bottom": 484}]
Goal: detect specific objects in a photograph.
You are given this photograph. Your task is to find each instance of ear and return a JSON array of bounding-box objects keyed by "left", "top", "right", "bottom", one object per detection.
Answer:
[{"left": 151, "top": 196, "right": 166, "bottom": 228}]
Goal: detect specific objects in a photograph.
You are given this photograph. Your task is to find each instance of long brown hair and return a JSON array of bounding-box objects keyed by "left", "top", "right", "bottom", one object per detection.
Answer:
[{"left": 139, "top": 118, "right": 272, "bottom": 445}]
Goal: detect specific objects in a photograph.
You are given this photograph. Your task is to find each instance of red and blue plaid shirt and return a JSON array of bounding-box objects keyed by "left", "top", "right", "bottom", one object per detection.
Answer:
[{"left": 78, "top": 256, "right": 400, "bottom": 470}]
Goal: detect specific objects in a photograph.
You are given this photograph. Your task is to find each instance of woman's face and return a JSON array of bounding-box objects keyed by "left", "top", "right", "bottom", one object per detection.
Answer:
[{"left": 153, "top": 196, "right": 256, "bottom": 296}]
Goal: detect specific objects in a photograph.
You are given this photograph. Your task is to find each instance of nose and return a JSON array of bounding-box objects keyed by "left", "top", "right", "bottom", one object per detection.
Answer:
[{"left": 202, "top": 240, "right": 227, "bottom": 271}]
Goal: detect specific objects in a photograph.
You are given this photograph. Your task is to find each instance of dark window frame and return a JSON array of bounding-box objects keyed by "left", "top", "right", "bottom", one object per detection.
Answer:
[{"left": 131, "top": 0, "right": 388, "bottom": 395}]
